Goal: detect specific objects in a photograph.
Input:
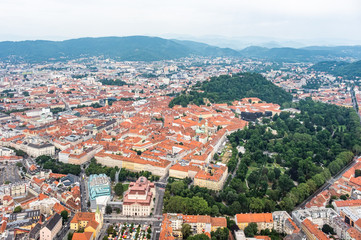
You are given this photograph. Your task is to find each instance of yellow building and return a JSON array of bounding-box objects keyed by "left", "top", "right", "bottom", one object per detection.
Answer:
[
  {"left": 95, "top": 151, "right": 171, "bottom": 177},
  {"left": 169, "top": 163, "right": 201, "bottom": 179},
  {"left": 193, "top": 164, "right": 228, "bottom": 191},
  {"left": 70, "top": 207, "right": 102, "bottom": 239},
  {"left": 235, "top": 213, "right": 274, "bottom": 231},
  {"left": 301, "top": 219, "right": 329, "bottom": 240}
]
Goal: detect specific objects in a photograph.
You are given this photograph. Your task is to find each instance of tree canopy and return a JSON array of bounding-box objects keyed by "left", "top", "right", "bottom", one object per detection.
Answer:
[
  {"left": 165, "top": 98, "right": 361, "bottom": 215},
  {"left": 114, "top": 183, "right": 124, "bottom": 196},
  {"left": 169, "top": 73, "right": 292, "bottom": 107},
  {"left": 312, "top": 60, "right": 361, "bottom": 79}
]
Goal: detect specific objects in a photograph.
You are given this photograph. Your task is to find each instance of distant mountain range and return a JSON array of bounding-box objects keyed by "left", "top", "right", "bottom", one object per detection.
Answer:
[
  {"left": 239, "top": 46, "right": 361, "bottom": 62},
  {"left": 0, "top": 36, "right": 240, "bottom": 62},
  {"left": 0, "top": 36, "right": 360, "bottom": 62}
]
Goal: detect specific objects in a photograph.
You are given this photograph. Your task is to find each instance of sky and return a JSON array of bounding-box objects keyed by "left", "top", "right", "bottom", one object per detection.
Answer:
[{"left": 1, "top": 0, "right": 361, "bottom": 46}]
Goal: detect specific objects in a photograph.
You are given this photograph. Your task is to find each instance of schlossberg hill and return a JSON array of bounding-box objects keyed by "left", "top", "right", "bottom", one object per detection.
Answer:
[{"left": 169, "top": 72, "right": 293, "bottom": 107}]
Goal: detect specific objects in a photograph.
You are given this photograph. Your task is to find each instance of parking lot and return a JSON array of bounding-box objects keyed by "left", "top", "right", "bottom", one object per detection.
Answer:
[{"left": 105, "top": 222, "right": 152, "bottom": 240}]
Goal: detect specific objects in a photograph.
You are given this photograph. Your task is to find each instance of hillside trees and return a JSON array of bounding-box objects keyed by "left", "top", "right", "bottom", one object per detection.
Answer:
[{"left": 169, "top": 73, "right": 292, "bottom": 107}]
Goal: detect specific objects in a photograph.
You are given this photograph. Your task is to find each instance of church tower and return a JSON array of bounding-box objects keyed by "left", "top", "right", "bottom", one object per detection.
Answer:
[{"left": 95, "top": 205, "right": 103, "bottom": 228}]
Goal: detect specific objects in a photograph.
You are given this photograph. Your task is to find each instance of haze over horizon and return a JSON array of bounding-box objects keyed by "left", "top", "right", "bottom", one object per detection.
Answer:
[{"left": 1, "top": 0, "right": 361, "bottom": 48}]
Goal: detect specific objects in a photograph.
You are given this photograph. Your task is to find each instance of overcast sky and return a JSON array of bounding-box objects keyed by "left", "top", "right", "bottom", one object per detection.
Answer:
[{"left": 1, "top": 0, "right": 360, "bottom": 45}]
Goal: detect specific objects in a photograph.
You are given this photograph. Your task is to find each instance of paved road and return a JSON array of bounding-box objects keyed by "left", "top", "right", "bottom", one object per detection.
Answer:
[
  {"left": 80, "top": 173, "right": 89, "bottom": 212},
  {"left": 154, "top": 187, "right": 165, "bottom": 216},
  {"left": 59, "top": 94, "right": 71, "bottom": 111},
  {"left": 55, "top": 216, "right": 73, "bottom": 240},
  {"left": 231, "top": 155, "right": 241, "bottom": 179},
  {"left": 97, "top": 223, "right": 109, "bottom": 240},
  {"left": 350, "top": 87, "right": 359, "bottom": 117},
  {"left": 0, "top": 163, "right": 22, "bottom": 185},
  {"left": 0, "top": 166, "right": 5, "bottom": 185},
  {"left": 152, "top": 223, "right": 162, "bottom": 240}
]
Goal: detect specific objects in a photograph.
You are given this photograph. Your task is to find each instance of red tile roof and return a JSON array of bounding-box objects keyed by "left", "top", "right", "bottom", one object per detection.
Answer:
[
  {"left": 236, "top": 213, "right": 273, "bottom": 224},
  {"left": 302, "top": 219, "right": 329, "bottom": 240}
]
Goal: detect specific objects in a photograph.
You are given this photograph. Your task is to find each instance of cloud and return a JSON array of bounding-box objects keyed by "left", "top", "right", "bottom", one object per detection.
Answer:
[{"left": 0, "top": 0, "right": 360, "bottom": 43}]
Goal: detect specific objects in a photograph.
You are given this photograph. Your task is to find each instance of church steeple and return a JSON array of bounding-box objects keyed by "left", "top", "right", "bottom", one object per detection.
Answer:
[{"left": 95, "top": 205, "right": 103, "bottom": 227}]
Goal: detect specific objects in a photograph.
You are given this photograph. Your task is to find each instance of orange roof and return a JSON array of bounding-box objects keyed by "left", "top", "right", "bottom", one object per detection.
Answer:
[
  {"left": 29, "top": 165, "right": 37, "bottom": 171},
  {"left": 255, "top": 236, "right": 271, "bottom": 240},
  {"left": 71, "top": 212, "right": 96, "bottom": 224},
  {"left": 49, "top": 173, "right": 67, "bottom": 179},
  {"left": 236, "top": 213, "right": 273, "bottom": 224},
  {"left": 194, "top": 164, "right": 227, "bottom": 182},
  {"left": 159, "top": 216, "right": 175, "bottom": 240},
  {"left": 211, "top": 217, "right": 227, "bottom": 227},
  {"left": 53, "top": 202, "right": 70, "bottom": 215},
  {"left": 95, "top": 151, "right": 171, "bottom": 169},
  {"left": 347, "top": 227, "right": 361, "bottom": 240},
  {"left": 334, "top": 199, "right": 361, "bottom": 208},
  {"left": 85, "top": 220, "right": 99, "bottom": 230},
  {"left": 302, "top": 219, "right": 329, "bottom": 240},
  {"left": 32, "top": 177, "right": 44, "bottom": 186},
  {"left": 350, "top": 177, "right": 361, "bottom": 187},
  {"left": 72, "top": 232, "right": 93, "bottom": 240},
  {"left": 287, "top": 218, "right": 300, "bottom": 234},
  {"left": 355, "top": 219, "right": 361, "bottom": 230},
  {"left": 3, "top": 195, "right": 13, "bottom": 202},
  {"left": 343, "top": 168, "right": 354, "bottom": 179},
  {"left": 170, "top": 163, "right": 202, "bottom": 173},
  {"left": 0, "top": 221, "right": 7, "bottom": 233},
  {"left": 38, "top": 193, "right": 49, "bottom": 200},
  {"left": 20, "top": 196, "right": 38, "bottom": 207}
]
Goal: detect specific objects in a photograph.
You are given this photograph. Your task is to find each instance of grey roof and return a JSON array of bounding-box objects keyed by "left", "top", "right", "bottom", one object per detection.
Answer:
[
  {"left": 6, "top": 219, "right": 35, "bottom": 230},
  {"left": 8, "top": 209, "right": 40, "bottom": 221},
  {"left": 27, "top": 143, "right": 54, "bottom": 149},
  {"left": 97, "top": 119, "right": 116, "bottom": 130},
  {"left": 29, "top": 223, "right": 42, "bottom": 238},
  {"left": 44, "top": 213, "right": 62, "bottom": 231},
  {"left": 60, "top": 174, "right": 79, "bottom": 186}
]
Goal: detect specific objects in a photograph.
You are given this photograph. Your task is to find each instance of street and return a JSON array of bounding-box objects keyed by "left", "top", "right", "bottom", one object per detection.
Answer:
[
  {"left": 97, "top": 223, "right": 109, "bottom": 240},
  {"left": 296, "top": 157, "right": 358, "bottom": 210},
  {"left": 55, "top": 216, "right": 73, "bottom": 240},
  {"left": 80, "top": 172, "right": 89, "bottom": 212},
  {"left": 80, "top": 162, "right": 91, "bottom": 212},
  {"left": 153, "top": 186, "right": 165, "bottom": 216},
  {"left": 0, "top": 163, "right": 22, "bottom": 185}
]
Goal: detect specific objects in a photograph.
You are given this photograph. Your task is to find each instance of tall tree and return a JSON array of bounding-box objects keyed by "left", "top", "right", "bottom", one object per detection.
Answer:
[{"left": 181, "top": 224, "right": 191, "bottom": 239}]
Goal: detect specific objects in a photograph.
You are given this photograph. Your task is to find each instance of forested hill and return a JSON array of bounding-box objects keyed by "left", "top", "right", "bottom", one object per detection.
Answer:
[
  {"left": 240, "top": 45, "right": 361, "bottom": 62},
  {"left": 169, "top": 73, "right": 292, "bottom": 107},
  {"left": 0, "top": 36, "right": 240, "bottom": 62},
  {"left": 311, "top": 60, "right": 361, "bottom": 79}
]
